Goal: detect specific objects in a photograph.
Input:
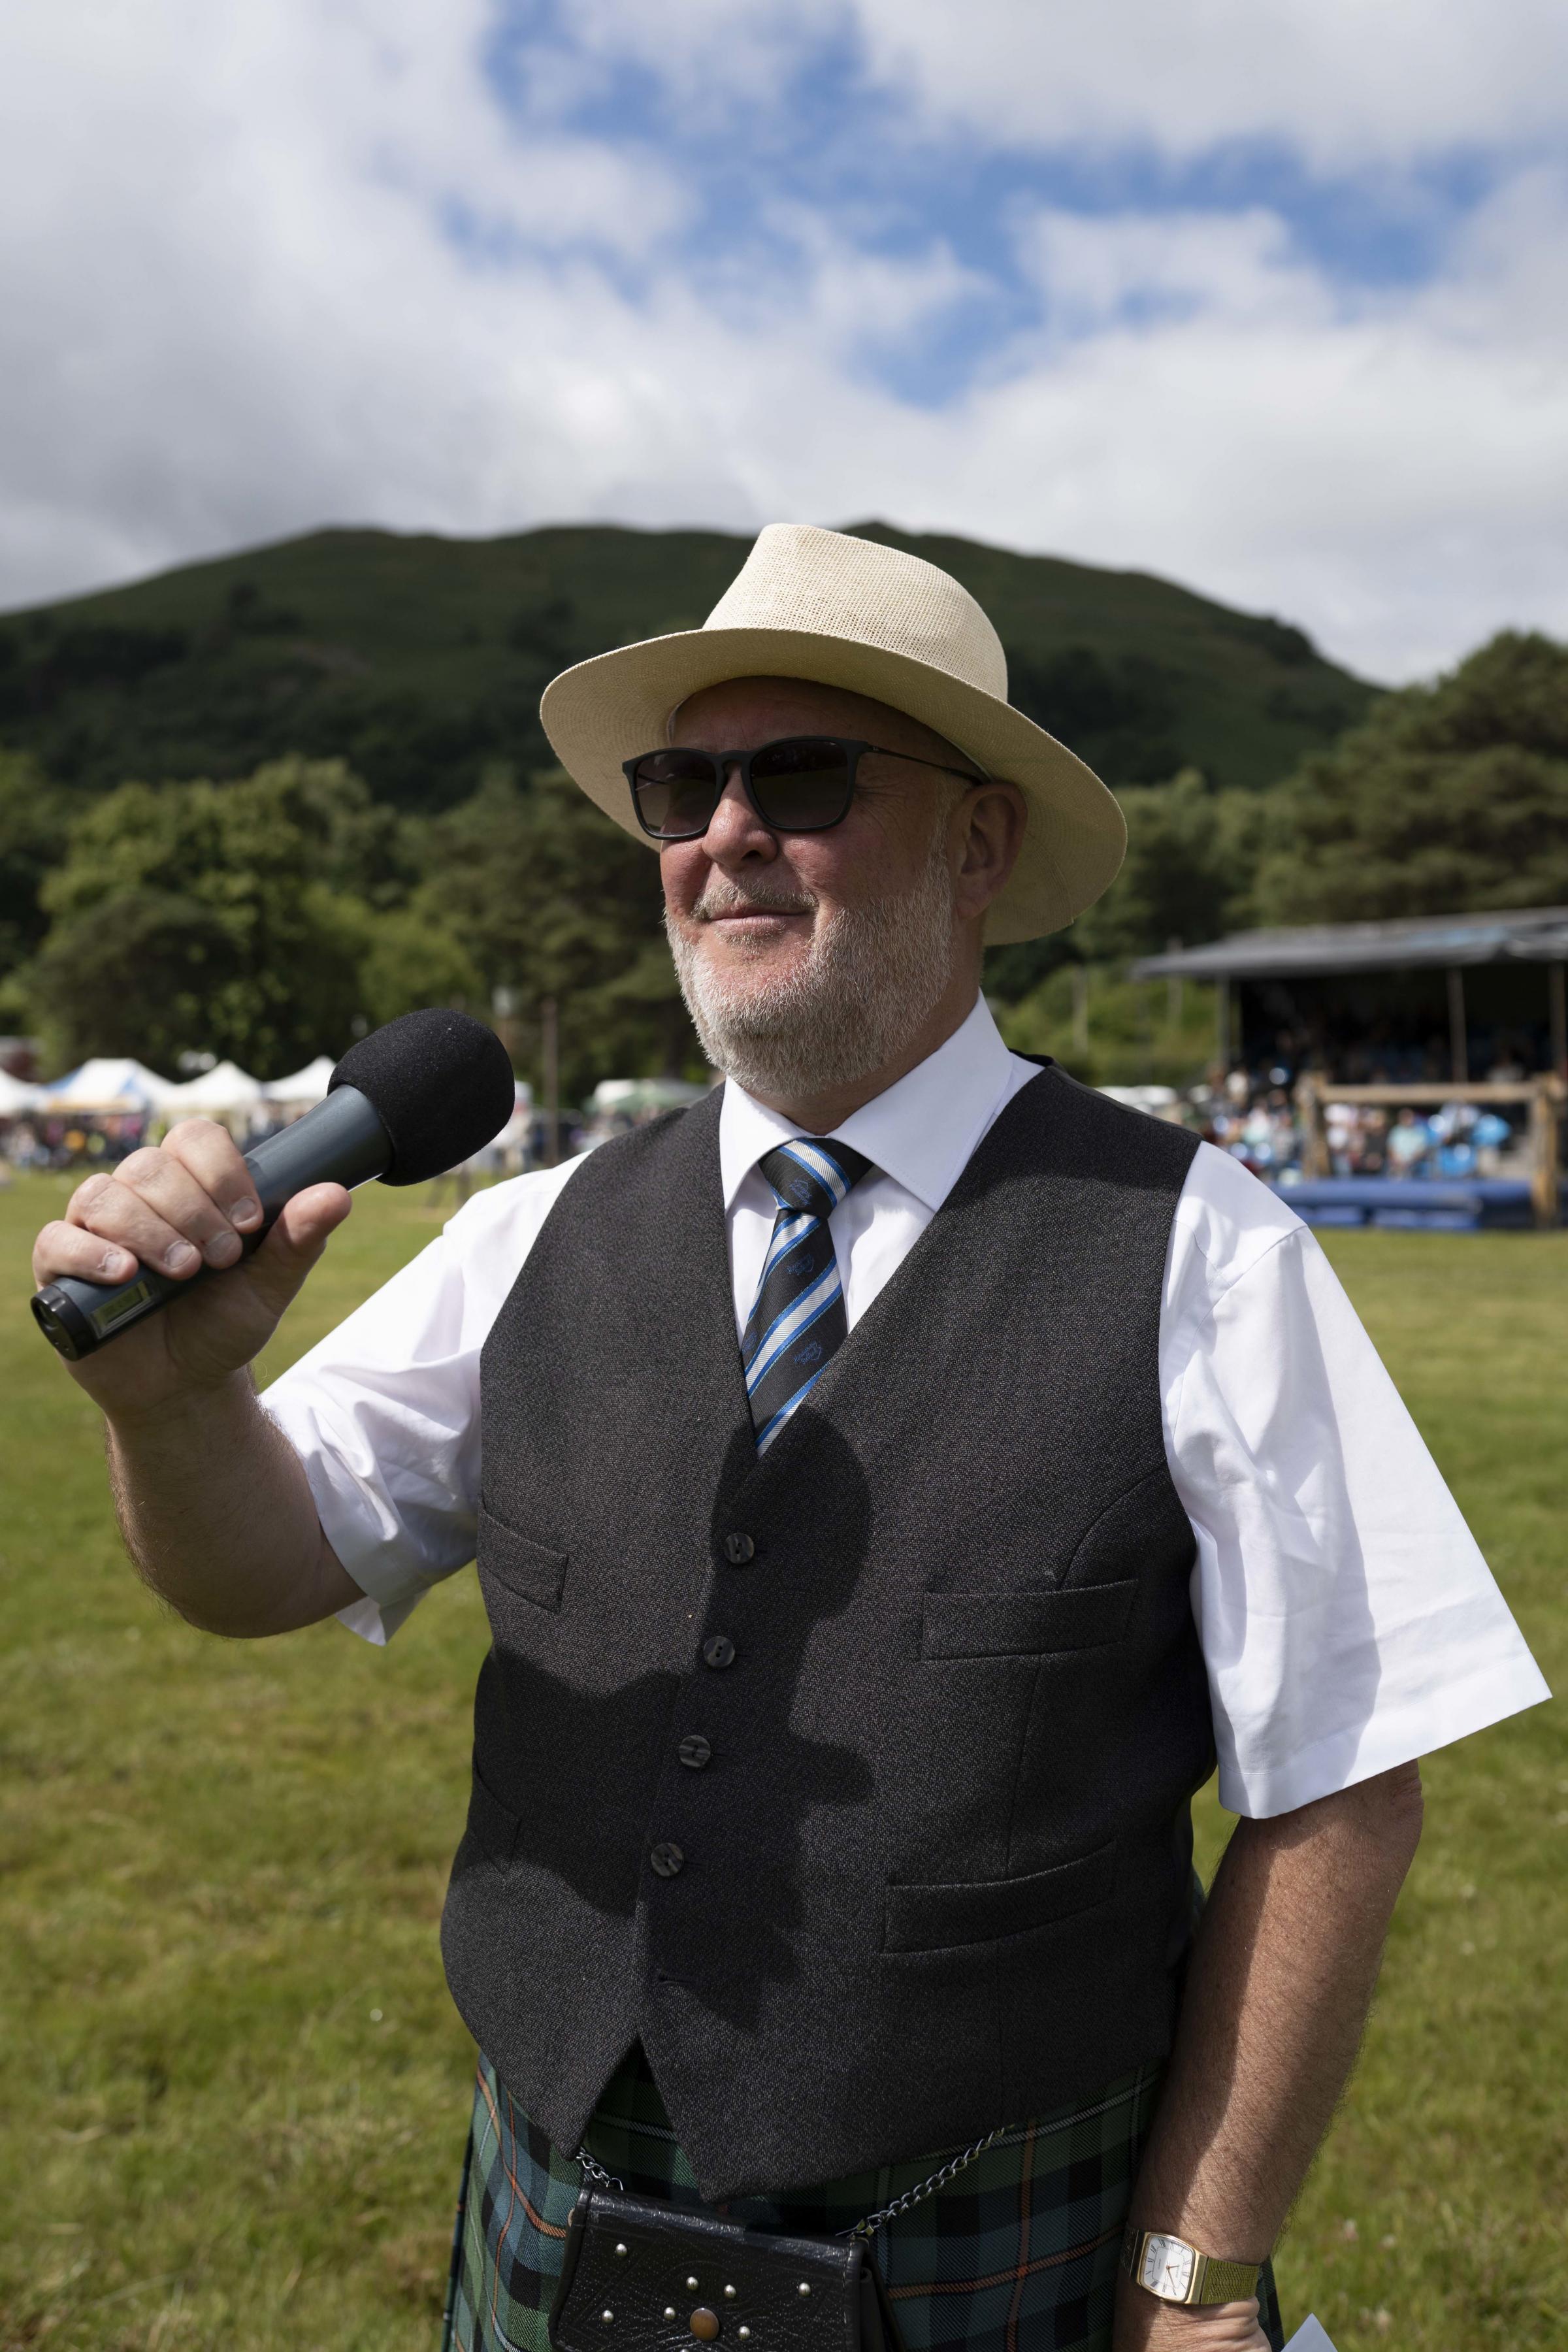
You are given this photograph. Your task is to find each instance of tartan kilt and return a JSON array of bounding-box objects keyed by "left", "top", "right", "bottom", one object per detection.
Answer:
[{"left": 442, "top": 2044, "right": 1284, "bottom": 2352}]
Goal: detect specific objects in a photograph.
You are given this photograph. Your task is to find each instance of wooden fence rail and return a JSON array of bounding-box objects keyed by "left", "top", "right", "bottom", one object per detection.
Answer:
[{"left": 1292, "top": 1075, "right": 1567, "bottom": 1228}]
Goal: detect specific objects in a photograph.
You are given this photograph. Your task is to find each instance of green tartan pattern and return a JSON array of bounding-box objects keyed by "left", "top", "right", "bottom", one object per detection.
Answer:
[{"left": 442, "top": 2044, "right": 1284, "bottom": 2352}]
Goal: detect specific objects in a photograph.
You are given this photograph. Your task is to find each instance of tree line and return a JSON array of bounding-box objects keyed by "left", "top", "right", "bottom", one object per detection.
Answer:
[{"left": 2, "top": 629, "right": 1565, "bottom": 1100}]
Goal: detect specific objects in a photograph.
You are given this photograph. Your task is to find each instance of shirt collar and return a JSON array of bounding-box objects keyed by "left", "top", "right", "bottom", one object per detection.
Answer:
[{"left": 718, "top": 996, "right": 1017, "bottom": 1214}]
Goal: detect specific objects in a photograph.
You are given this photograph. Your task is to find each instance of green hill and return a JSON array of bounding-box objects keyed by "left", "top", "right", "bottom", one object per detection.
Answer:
[{"left": 0, "top": 521, "right": 1376, "bottom": 809}]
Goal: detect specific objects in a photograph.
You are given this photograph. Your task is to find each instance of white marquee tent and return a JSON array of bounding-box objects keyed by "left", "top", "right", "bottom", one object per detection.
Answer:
[
  {"left": 0, "top": 1066, "right": 41, "bottom": 1115},
  {"left": 33, "top": 1058, "right": 180, "bottom": 1114},
  {"left": 162, "top": 1060, "right": 264, "bottom": 1116},
  {"left": 262, "top": 1055, "right": 335, "bottom": 1107}
]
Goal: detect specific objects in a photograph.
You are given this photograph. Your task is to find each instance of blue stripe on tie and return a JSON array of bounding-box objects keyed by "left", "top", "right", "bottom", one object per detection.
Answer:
[
  {"left": 755, "top": 1364, "right": 828, "bottom": 1453},
  {"left": 758, "top": 1211, "right": 815, "bottom": 1284},
  {"left": 740, "top": 1229, "right": 827, "bottom": 1366},
  {"left": 777, "top": 1139, "right": 849, "bottom": 1203},
  {"left": 745, "top": 1287, "right": 841, "bottom": 1407},
  {"left": 745, "top": 1265, "right": 842, "bottom": 1392},
  {"left": 766, "top": 1151, "right": 831, "bottom": 1217}
]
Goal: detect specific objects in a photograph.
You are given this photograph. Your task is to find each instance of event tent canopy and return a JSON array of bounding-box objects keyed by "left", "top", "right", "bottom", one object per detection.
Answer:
[
  {"left": 34, "top": 1058, "right": 180, "bottom": 1113},
  {"left": 0, "top": 1067, "right": 41, "bottom": 1114},
  {"left": 262, "top": 1055, "right": 335, "bottom": 1106},
  {"left": 163, "top": 1060, "right": 264, "bottom": 1115}
]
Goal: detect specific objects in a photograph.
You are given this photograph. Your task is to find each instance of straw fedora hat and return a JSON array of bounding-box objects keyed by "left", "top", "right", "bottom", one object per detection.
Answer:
[{"left": 540, "top": 523, "right": 1125, "bottom": 943}]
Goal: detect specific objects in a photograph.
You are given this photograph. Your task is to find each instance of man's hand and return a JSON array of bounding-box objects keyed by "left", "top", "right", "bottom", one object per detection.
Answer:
[
  {"left": 32, "top": 1117, "right": 350, "bottom": 1420},
  {"left": 1113, "top": 2280, "right": 1269, "bottom": 2350},
  {"left": 31, "top": 1117, "right": 361, "bottom": 1637}
]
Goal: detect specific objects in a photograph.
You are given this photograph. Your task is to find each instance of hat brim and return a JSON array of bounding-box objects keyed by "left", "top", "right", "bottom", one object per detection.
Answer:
[{"left": 539, "top": 626, "right": 1125, "bottom": 945}]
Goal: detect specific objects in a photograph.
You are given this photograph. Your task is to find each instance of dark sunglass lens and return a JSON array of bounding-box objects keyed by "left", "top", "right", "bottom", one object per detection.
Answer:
[
  {"left": 632, "top": 751, "right": 721, "bottom": 837},
  {"left": 749, "top": 739, "right": 854, "bottom": 830}
]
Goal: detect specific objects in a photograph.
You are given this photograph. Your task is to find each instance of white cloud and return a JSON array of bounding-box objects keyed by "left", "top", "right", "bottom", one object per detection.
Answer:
[
  {"left": 1015, "top": 208, "right": 1324, "bottom": 338},
  {"left": 1, "top": 0, "right": 1566, "bottom": 685},
  {"left": 866, "top": 179, "right": 1568, "bottom": 676},
  {"left": 532, "top": 0, "right": 1568, "bottom": 165}
]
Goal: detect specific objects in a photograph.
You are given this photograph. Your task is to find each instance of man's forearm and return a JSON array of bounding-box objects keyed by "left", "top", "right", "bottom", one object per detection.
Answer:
[
  {"left": 1116, "top": 1762, "right": 1425, "bottom": 2346},
  {"left": 107, "top": 1373, "right": 359, "bottom": 1637}
]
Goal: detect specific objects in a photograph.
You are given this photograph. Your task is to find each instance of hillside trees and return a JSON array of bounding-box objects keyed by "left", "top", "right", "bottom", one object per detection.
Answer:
[
  {"left": 0, "top": 523, "right": 1375, "bottom": 807},
  {"left": 1073, "top": 772, "right": 1269, "bottom": 960},
  {"left": 12, "top": 619, "right": 1567, "bottom": 1099},
  {"left": 993, "top": 625, "right": 1568, "bottom": 1078},
  {"left": 982, "top": 769, "right": 1268, "bottom": 1005},
  {"left": 17, "top": 751, "right": 691, "bottom": 1092},
  {"left": 412, "top": 770, "right": 694, "bottom": 1091},
  {"left": 1255, "top": 631, "right": 1568, "bottom": 921},
  {"left": 29, "top": 759, "right": 474, "bottom": 1075},
  {"left": 0, "top": 750, "right": 79, "bottom": 979}
]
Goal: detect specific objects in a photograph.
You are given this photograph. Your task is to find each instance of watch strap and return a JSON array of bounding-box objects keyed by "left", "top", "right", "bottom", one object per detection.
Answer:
[{"left": 1192, "top": 2253, "right": 1263, "bottom": 2306}]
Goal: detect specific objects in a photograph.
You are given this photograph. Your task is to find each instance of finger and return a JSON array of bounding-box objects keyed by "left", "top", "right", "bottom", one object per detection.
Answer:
[
  {"left": 32, "top": 1218, "right": 140, "bottom": 1290},
  {"left": 238, "top": 1184, "right": 352, "bottom": 1318},
  {"left": 161, "top": 1118, "right": 263, "bottom": 1232},
  {"left": 91, "top": 1146, "right": 247, "bottom": 1270},
  {"left": 63, "top": 1169, "right": 204, "bottom": 1281}
]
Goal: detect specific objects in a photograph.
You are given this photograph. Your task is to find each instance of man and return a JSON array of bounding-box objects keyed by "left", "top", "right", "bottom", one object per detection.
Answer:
[{"left": 34, "top": 526, "right": 1547, "bottom": 2352}]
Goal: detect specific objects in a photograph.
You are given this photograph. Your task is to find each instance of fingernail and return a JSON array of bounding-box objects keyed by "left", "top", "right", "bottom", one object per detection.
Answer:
[
  {"left": 206, "top": 1231, "right": 242, "bottom": 1268},
  {"left": 101, "top": 1250, "right": 135, "bottom": 1281},
  {"left": 229, "top": 1198, "right": 262, "bottom": 1230},
  {"left": 165, "top": 1242, "right": 199, "bottom": 1275}
]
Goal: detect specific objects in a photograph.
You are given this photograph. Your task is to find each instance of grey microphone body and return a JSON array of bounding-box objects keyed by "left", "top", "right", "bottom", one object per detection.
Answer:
[{"left": 30, "top": 1007, "right": 516, "bottom": 1362}]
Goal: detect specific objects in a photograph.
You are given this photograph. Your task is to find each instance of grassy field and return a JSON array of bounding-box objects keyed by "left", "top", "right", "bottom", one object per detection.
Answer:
[{"left": 1, "top": 1178, "right": 1563, "bottom": 2351}]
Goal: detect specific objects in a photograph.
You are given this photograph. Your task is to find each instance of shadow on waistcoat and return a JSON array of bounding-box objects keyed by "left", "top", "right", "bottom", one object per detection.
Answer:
[{"left": 455, "top": 1409, "right": 879, "bottom": 2031}]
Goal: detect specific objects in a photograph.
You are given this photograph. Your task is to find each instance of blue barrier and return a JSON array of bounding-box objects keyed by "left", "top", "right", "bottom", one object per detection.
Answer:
[{"left": 1270, "top": 1176, "right": 1553, "bottom": 1231}]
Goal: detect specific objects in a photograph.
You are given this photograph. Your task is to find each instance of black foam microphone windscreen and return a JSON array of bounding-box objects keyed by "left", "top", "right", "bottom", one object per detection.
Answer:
[{"left": 331, "top": 1007, "right": 517, "bottom": 1184}]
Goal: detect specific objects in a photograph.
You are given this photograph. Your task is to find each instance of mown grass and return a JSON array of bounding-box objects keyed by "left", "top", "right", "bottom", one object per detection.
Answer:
[{"left": 1, "top": 1182, "right": 1563, "bottom": 2350}]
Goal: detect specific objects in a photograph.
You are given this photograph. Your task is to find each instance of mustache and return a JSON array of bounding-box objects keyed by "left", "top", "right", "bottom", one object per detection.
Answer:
[{"left": 689, "top": 873, "right": 819, "bottom": 923}]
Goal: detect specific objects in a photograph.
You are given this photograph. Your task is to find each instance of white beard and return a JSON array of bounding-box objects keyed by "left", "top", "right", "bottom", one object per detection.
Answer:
[{"left": 665, "top": 834, "right": 957, "bottom": 1102}]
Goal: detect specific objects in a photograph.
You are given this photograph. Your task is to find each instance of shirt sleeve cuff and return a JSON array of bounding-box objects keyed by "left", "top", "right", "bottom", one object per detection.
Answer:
[
  {"left": 1218, "top": 1651, "right": 1552, "bottom": 1818},
  {"left": 261, "top": 1400, "right": 471, "bottom": 1647}
]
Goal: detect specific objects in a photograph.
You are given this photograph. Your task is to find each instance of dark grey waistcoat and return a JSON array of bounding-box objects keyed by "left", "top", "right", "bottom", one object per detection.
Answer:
[{"left": 441, "top": 1063, "right": 1214, "bottom": 2202}]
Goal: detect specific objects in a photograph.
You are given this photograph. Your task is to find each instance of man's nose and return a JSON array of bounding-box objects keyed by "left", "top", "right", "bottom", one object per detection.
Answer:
[{"left": 700, "top": 767, "right": 776, "bottom": 863}]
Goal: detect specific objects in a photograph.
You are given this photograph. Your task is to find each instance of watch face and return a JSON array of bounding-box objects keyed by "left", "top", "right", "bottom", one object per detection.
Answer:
[{"left": 1139, "top": 2236, "right": 1196, "bottom": 2299}]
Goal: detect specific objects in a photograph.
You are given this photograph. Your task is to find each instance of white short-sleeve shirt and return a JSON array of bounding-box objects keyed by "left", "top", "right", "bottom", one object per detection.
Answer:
[{"left": 262, "top": 997, "right": 1548, "bottom": 1820}]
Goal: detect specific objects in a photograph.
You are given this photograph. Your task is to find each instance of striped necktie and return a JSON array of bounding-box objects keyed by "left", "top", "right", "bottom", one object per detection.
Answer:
[{"left": 741, "top": 1137, "right": 873, "bottom": 1453}]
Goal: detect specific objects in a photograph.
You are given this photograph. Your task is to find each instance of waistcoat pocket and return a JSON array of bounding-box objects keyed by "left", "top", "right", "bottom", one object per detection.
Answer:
[
  {"left": 883, "top": 1844, "right": 1116, "bottom": 1952},
  {"left": 476, "top": 1499, "right": 568, "bottom": 1614},
  {"left": 920, "top": 1580, "right": 1137, "bottom": 1659}
]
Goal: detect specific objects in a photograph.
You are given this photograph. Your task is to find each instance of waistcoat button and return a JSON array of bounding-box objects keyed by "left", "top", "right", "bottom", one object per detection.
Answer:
[
  {"left": 678, "top": 1734, "right": 713, "bottom": 1769},
  {"left": 702, "top": 1635, "right": 736, "bottom": 1669},
  {"left": 722, "top": 1533, "right": 755, "bottom": 1563},
  {"left": 649, "top": 1841, "right": 685, "bottom": 1878}
]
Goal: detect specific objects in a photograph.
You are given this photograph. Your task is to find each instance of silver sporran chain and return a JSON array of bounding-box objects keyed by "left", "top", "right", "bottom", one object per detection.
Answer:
[
  {"left": 574, "top": 2117, "right": 1017, "bottom": 2243},
  {"left": 576, "top": 2148, "right": 625, "bottom": 2193},
  {"left": 844, "top": 2123, "right": 1009, "bottom": 2242}
]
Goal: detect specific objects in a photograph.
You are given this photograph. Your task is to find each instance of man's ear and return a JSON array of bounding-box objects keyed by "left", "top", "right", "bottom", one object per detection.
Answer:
[{"left": 953, "top": 782, "right": 1026, "bottom": 919}]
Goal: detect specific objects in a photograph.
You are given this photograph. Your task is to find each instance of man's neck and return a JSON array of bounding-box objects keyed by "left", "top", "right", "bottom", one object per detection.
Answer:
[{"left": 738, "top": 979, "right": 982, "bottom": 1135}]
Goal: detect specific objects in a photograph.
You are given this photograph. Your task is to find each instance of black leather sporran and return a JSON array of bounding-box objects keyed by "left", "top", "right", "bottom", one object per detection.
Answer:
[{"left": 549, "top": 2185, "right": 906, "bottom": 2352}]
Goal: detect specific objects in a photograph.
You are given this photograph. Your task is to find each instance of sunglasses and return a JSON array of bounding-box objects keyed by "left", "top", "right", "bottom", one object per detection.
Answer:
[{"left": 623, "top": 735, "right": 987, "bottom": 842}]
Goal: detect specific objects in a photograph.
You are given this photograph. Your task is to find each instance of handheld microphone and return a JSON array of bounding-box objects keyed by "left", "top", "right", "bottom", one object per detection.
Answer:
[{"left": 31, "top": 1007, "right": 517, "bottom": 1362}]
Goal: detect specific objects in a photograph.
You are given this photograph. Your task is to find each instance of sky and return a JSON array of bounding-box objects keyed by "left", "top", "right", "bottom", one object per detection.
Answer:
[{"left": 3, "top": 0, "right": 1567, "bottom": 679}]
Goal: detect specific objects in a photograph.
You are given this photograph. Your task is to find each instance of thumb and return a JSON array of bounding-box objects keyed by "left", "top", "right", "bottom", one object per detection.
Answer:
[{"left": 241, "top": 1183, "right": 353, "bottom": 1318}]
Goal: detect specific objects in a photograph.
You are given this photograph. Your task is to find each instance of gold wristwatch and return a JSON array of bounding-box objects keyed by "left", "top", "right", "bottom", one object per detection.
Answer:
[{"left": 1122, "top": 2225, "right": 1262, "bottom": 2307}]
